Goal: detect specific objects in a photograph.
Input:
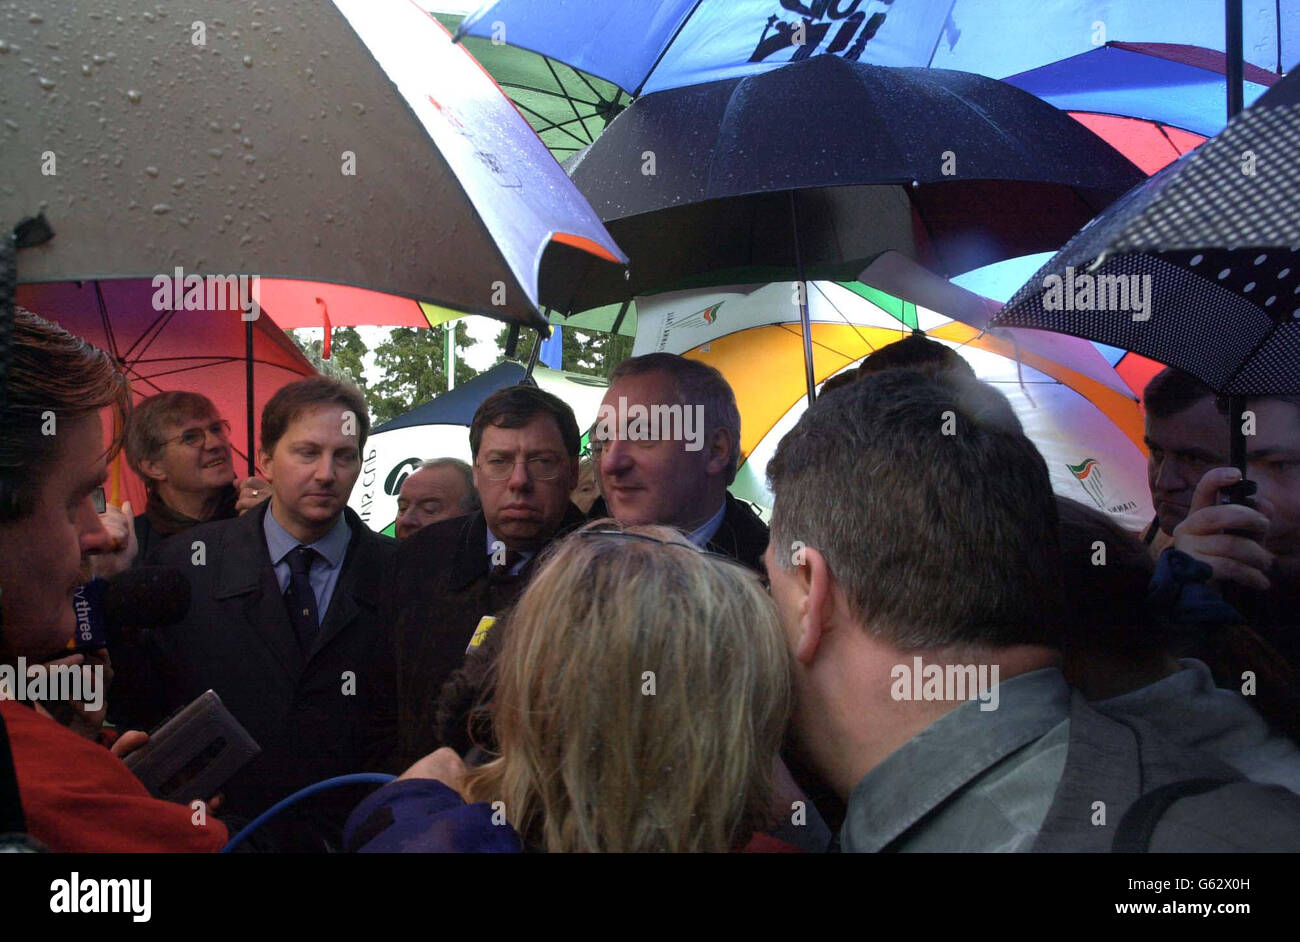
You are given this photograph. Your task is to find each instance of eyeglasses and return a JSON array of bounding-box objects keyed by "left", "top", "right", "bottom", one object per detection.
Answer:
[
  {"left": 478, "top": 454, "right": 565, "bottom": 482},
  {"left": 162, "top": 419, "right": 231, "bottom": 449}
]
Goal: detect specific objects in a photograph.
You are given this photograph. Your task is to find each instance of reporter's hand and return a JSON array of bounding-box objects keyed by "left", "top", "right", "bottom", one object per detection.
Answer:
[
  {"left": 398, "top": 746, "right": 468, "bottom": 797},
  {"left": 1172, "top": 467, "right": 1274, "bottom": 592},
  {"left": 32, "top": 650, "right": 113, "bottom": 740},
  {"left": 90, "top": 500, "right": 137, "bottom": 579},
  {"left": 234, "top": 476, "right": 272, "bottom": 514},
  {"left": 111, "top": 729, "right": 149, "bottom": 760}
]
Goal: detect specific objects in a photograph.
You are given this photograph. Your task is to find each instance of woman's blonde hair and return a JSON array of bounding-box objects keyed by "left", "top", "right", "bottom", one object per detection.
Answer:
[{"left": 462, "top": 520, "right": 792, "bottom": 852}]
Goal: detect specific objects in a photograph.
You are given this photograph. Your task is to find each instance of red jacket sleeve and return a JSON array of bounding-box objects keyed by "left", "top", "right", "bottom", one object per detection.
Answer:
[{"left": 3, "top": 700, "right": 228, "bottom": 852}]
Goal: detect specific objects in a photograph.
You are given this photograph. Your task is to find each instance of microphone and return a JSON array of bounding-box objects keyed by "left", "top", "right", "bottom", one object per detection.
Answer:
[{"left": 69, "top": 566, "right": 191, "bottom": 652}]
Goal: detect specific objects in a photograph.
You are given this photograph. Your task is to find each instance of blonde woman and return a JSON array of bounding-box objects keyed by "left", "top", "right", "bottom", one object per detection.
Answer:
[{"left": 345, "top": 521, "right": 792, "bottom": 853}]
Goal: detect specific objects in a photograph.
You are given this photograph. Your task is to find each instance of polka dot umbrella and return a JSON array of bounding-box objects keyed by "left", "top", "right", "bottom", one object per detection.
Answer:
[{"left": 994, "top": 67, "right": 1300, "bottom": 493}]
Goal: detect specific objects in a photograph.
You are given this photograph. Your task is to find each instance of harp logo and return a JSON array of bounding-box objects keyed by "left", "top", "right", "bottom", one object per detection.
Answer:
[{"left": 1068, "top": 457, "right": 1106, "bottom": 510}]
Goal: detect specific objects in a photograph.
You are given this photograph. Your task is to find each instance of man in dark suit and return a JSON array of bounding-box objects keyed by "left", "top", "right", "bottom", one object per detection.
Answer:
[
  {"left": 589, "top": 353, "right": 768, "bottom": 571},
  {"left": 373, "top": 385, "right": 584, "bottom": 771},
  {"left": 118, "top": 376, "right": 396, "bottom": 850}
]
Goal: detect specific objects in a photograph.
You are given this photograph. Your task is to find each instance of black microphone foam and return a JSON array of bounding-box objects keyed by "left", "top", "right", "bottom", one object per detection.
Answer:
[{"left": 103, "top": 566, "right": 191, "bottom": 633}]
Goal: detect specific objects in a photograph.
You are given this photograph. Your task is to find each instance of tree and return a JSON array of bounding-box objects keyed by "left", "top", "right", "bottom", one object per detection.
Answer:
[
  {"left": 492, "top": 324, "right": 632, "bottom": 378},
  {"left": 290, "top": 326, "right": 369, "bottom": 389},
  {"left": 368, "top": 321, "right": 475, "bottom": 424}
]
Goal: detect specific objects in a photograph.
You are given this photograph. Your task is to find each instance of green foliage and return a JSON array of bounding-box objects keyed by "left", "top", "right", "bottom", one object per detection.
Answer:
[
  {"left": 493, "top": 324, "right": 632, "bottom": 378},
  {"left": 368, "top": 322, "right": 475, "bottom": 425},
  {"left": 290, "top": 326, "right": 369, "bottom": 389}
]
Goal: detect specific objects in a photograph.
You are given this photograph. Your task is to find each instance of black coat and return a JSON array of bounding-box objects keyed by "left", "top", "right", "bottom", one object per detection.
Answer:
[
  {"left": 587, "top": 492, "right": 770, "bottom": 573},
  {"left": 115, "top": 502, "right": 396, "bottom": 849},
  {"left": 369, "top": 503, "right": 587, "bottom": 772}
]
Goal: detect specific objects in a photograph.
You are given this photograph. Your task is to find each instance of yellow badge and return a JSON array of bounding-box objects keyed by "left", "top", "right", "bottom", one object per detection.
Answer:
[{"left": 468, "top": 615, "right": 496, "bottom": 651}]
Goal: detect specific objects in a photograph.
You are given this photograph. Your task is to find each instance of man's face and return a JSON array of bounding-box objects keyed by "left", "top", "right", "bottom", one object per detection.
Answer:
[
  {"left": 395, "top": 465, "right": 471, "bottom": 540},
  {"left": 594, "top": 371, "right": 724, "bottom": 530},
  {"left": 473, "top": 415, "right": 578, "bottom": 550},
  {"left": 0, "top": 414, "right": 113, "bottom": 660},
  {"left": 259, "top": 404, "right": 362, "bottom": 539},
  {"left": 1145, "top": 397, "right": 1229, "bottom": 534},
  {"left": 1247, "top": 398, "right": 1300, "bottom": 573},
  {"left": 142, "top": 410, "right": 235, "bottom": 498}
]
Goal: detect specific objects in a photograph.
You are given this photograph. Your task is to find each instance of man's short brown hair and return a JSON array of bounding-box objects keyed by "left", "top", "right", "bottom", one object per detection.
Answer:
[
  {"left": 0, "top": 308, "right": 130, "bottom": 522},
  {"left": 469, "top": 385, "right": 580, "bottom": 460},
  {"left": 767, "top": 368, "right": 1061, "bottom": 650},
  {"left": 260, "top": 376, "right": 370, "bottom": 456},
  {"left": 609, "top": 353, "right": 742, "bottom": 484},
  {"left": 125, "top": 391, "right": 221, "bottom": 491}
]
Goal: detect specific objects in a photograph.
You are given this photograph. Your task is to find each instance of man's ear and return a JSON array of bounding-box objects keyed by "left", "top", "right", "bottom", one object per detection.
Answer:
[
  {"left": 136, "top": 455, "right": 168, "bottom": 485},
  {"left": 257, "top": 449, "right": 274, "bottom": 484},
  {"left": 794, "top": 546, "right": 835, "bottom": 666},
  {"left": 704, "top": 427, "right": 732, "bottom": 477}
]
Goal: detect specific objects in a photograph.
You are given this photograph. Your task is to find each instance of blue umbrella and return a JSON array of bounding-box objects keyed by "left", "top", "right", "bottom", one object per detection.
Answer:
[{"left": 458, "top": 0, "right": 1295, "bottom": 98}]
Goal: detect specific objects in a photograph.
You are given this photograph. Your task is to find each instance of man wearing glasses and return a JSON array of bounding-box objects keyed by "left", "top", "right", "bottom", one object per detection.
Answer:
[
  {"left": 372, "top": 385, "right": 584, "bottom": 771},
  {"left": 124, "top": 391, "right": 270, "bottom": 562}
]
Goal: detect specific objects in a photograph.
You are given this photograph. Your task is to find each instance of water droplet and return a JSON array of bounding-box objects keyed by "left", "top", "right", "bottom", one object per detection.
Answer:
[
  {"left": 243, "top": 154, "right": 255, "bottom": 165},
  {"left": 91, "top": 54, "right": 105, "bottom": 65},
  {"left": 242, "top": 55, "right": 253, "bottom": 68},
  {"left": 0, "top": 41, "right": 10, "bottom": 54},
  {"left": 171, "top": 177, "right": 185, "bottom": 189},
  {"left": 208, "top": 147, "right": 223, "bottom": 159},
  {"left": 28, "top": 13, "right": 44, "bottom": 24},
  {"left": 144, "top": 165, "right": 159, "bottom": 177},
  {"left": 152, "top": 203, "right": 172, "bottom": 215},
  {"left": 3, "top": 120, "right": 16, "bottom": 131},
  {"left": 38, "top": 76, "right": 56, "bottom": 90},
  {"left": 353, "top": 102, "right": 364, "bottom": 115},
  {"left": 81, "top": 64, "right": 91, "bottom": 76},
  {"left": 126, "top": 89, "right": 141, "bottom": 104}
]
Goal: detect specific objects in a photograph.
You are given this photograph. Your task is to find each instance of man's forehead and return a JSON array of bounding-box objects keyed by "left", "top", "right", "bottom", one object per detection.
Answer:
[
  {"left": 402, "top": 465, "right": 465, "bottom": 495},
  {"left": 480, "top": 415, "right": 564, "bottom": 450},
  {"left": 605, "top": 371, "right": 680, "bottom": 406},
  {"left": 167, "top": 410, "right": 220, "bottom": 431}
]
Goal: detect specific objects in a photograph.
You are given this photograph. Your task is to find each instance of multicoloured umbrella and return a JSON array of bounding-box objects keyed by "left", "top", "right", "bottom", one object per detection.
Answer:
[
  {"left": 17, "top": 279, "right": 315, "bottom": 511},
  {"left": 632, "top": 280, "right": 1154, "bottom": 530}
]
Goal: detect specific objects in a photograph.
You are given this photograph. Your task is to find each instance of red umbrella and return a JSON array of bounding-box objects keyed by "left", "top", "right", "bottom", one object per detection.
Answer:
[{"left": 17, "top": 279, "right": 315, "bottom": 510}]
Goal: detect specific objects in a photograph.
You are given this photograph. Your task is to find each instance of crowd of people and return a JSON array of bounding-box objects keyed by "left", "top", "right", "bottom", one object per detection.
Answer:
[{"left": 2, "top": 307, "right": 1300, "bottom": 852}]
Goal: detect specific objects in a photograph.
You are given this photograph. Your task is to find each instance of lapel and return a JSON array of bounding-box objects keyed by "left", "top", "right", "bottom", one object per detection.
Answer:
[
  {"left": 211, "top": 501, "right": 301, "bottom": 682},
  {"left": 308, "top": 507, "right": 386, "bottom": 661},
  {"left": 449, "top": 512, "right": 491, "bottom": 592}
]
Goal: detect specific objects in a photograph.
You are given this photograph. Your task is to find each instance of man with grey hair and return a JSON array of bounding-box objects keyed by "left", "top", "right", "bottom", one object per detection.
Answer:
[
  {"left": 394, "top": 457, "right": 478, "bottom": 541},
  {"left": 765, "top": 368, "right": 1300, "bottom": 851},
  {"left": 590, "top": 353, "right": 768, "bottom": 572}
]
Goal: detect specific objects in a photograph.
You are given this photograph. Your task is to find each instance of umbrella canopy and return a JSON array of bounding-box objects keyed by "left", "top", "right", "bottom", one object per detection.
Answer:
[
  {"left": 2, "top": 0, "right": 625, "bottom": 329},
  {"left": 1008, "top": 43, "right": 1279, "bottom": 139},
  {"left": 459, "top": 0, "right": 1296, "bottom": 96},
  {"left": 16, "top": 279, "right": 316, "bottom": 510},
  {"left": 351, "top": 361, "right": 611, "bottom": 533},
  {"left": 560, "top": 56, "right": 1144, "bottom": 313},
  {"left": 994, "top": 69, "right": 1300, "bottom": 398},
  {"left": 632, "top": 280, "right": 1153, "bottom": 530},
  {"left": 254, "top": 279, "right": 468, "bottom": 331}
]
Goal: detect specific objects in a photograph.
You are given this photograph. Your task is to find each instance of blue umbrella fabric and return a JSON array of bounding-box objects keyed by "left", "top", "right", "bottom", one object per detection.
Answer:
[
  {"left": 994, "top": 68, "right": 1300, "bottom": 397},
  {"left": 1005, "top": 42, "right": 1280, "bottom": 138},
  {"left": 559, "top": 56, "right": 1144, "bottom": 310},
  {"left": 458, "top": 0, "right": 1295, "bottom": 97}
]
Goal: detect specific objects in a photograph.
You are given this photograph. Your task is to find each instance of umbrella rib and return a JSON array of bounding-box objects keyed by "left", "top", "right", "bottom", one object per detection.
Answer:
[
  {"left": 133, "top": 357, "right": 307, "bottom": 382},
  {"left": 509, "top": 97, "right": 594, "bottom": 147},
  {"left": 810, "top": 281, "right": 886, "bottom": 353},
  {"left": 1218, "top": 320, "right": 1281, "bottom": 393},
  {"left": 496, "top": 79, "right": 602, "bottom": 108},
  {"left": 543, "top": 55, "right": 595, "bottom": 143},
  {"left": 634, "top": 0, "right": 706, "bottom": 97},
  {"left": 120, "top": 309, "right": 179, "bottom": 364},
  {"left": 92, "top": 281, "right": 121, "bottom": 360}
]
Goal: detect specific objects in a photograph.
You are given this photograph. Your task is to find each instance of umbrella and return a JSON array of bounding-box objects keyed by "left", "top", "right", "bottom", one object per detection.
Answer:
[
  {"left": 350, "top": 361, "right": 611, "bottom": 534},
  {"left": 458, "top": 0, "right": 1295, "bottom": 97},
  {"left": 429, "top": 7, "right": 627, "bottom": 159},
  {"left": 16, "top": 279, "right": 315, "bottom": 511},
  {"left": 1007, "top": 43, "right": 1279, "bottom": 139},
  {"left": 993, "top": 68, "right": 1300, "bottom": 492},
  {"left": 2, "top": 0, "right": 625, "bottom": 330},
  {"left": 629, "top": 279, "right": 1153, "bottom": 530},
  {"left": 563, "top": 57, "right": 1143, "bottom": 298}
]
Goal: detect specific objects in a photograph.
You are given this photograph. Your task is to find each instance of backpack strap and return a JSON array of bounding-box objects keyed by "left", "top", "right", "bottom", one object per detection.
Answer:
[{"left": 1112, "top": 778, "right": 1232, "bottom": 852}]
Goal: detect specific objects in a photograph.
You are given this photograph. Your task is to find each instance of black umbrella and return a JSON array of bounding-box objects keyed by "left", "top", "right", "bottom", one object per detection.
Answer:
[
  {"left": 558, "top": 55, "right": 1144, "bottom": 399},
  {"left": 994, "top": 67, "right": 1300, "bottom": 495}
]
